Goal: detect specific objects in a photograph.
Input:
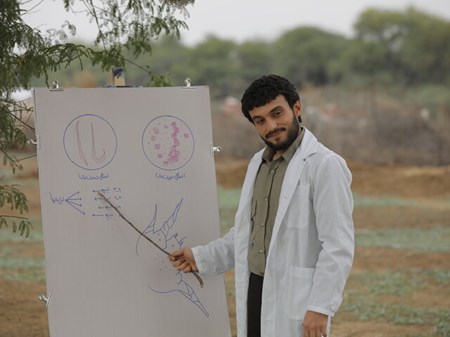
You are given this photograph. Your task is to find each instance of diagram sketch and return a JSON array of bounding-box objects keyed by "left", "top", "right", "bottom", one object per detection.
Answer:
[
  {"left": 34, "top": 87, "right": 231, "bottom": 337},
  {"left": 142, "top": 115, "right": 195, "bottom": 171},
  {"left": 63, "top": 114, "right": 117, "bottom": 170},
  {"left": 48, "top": 187, "right": 123, "bottom": 221},
  {"left": 49, "top": 191, "right": 84, "bottom": 215},
  {"left": 135, "top": 198, "right": 209, "bottom": 317}
]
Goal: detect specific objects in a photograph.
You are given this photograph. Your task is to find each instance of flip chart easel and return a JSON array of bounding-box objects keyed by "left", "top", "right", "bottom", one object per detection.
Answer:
[{"left": 34, "top": 86, "right": 231, "bottom": 337}]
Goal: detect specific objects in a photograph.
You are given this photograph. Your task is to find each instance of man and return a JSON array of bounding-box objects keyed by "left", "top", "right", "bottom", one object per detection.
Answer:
[{"left": 169, "top": 74, "right": 354, "bottom": 337}]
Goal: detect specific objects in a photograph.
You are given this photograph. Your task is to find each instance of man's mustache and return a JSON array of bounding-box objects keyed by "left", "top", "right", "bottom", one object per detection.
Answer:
[{"left": 265, "top": 128, "right": 286, "bottom": 139}]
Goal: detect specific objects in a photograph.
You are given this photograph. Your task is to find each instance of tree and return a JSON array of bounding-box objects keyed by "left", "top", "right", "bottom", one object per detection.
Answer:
[
  {"left": 0, "top": 0, "right": 193, "bottom": 236},
  {"left": 347, "top": 7, "right": 450, "bottom": 86},
  {"left": 235, "top": 40, "right": 274, "bottom": 90},
  {"left": 273, "top": 27, "right": 350, "bottom": 87},
  {"left": 141, "top": 36, "right": 190, "bottom": 86},
  {"left": 398, "top": 8, "right": 450, "bottom": 84},
  {"left": 185, "top": 36, "right": 240, "bottom": 99}
]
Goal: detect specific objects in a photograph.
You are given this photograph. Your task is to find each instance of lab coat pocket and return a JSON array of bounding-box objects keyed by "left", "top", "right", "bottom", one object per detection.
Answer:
[
  {"left": 285, "top": 267, "right": 315, "bottom": 321},
  {"left": 285, "top": 183, "right": 311, "bottom": 229}
]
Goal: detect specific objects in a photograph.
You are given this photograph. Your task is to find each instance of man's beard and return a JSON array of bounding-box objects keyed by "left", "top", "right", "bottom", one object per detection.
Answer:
[{"left": 261, "top": 116, "right": 300, "bottom": 152}]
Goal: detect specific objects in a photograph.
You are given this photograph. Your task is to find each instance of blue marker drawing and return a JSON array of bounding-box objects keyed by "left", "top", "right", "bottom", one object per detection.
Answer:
[
  {"left": 92, "top": 187, "right": 122, "bottom": 220},
  {"left": 49, "top": 191, "right": 85, "bottom": 215},
  {"left": 65, "top": 191, "right": 83, "bottom": 212},
  {"left": 92, "top": 212, "right": 113, "bottom": 220},
  {"left": 136, "top": 198, "right": 209, "bottom": 317}
]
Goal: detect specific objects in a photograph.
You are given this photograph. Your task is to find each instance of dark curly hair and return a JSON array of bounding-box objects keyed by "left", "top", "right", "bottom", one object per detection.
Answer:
[{"left": 240, "top": 74, "right": 301, "bottom": 124}]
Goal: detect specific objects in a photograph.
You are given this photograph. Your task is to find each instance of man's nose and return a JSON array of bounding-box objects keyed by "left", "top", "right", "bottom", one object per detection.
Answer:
[{"left": 265, "top": 118, "right": 277, "bottom": 131}]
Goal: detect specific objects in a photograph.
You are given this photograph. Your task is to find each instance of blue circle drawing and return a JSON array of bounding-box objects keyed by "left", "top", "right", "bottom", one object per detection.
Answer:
[
  {"left": 142, "top": 115, "right": 195, "bottom": 171},
  {"left": 63, "top": 114, "right": 118, "bottom": 170}
]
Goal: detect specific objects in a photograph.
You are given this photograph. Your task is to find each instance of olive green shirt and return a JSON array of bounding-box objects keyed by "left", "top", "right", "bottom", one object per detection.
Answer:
[{"left": 248, "top": 128, "right": 305, "bottom": 276}]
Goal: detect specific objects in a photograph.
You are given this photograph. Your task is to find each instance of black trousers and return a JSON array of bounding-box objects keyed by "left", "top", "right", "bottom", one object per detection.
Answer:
[{"left": 247, "top": 273, "right": 264, "bottom": 337}]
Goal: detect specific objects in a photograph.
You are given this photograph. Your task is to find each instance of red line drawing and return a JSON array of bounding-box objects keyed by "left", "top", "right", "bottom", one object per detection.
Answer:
[
  {"left": 75, "top": 121, "right": 88, "bottom": 167},
  {"left": 91, "top": 122, "right": 106, "bottom": 163}
]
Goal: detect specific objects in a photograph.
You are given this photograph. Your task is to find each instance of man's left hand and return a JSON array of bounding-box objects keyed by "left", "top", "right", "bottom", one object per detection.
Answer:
[{"left": 303, "top": 310, "right": 328, "bottom": 337}]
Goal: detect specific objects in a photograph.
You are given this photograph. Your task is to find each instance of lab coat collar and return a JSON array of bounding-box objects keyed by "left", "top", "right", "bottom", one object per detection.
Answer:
[{"left": 269, "top": 128, "right": 318, "bottom": 249}]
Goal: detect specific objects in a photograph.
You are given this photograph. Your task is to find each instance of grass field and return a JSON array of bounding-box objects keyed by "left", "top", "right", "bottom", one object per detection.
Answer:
[
  {"left": 215, "top": 187, "right": 450, "bottom": 337},
  {"left": 1, "top": 157, "right": 449, "bottom": 337}
]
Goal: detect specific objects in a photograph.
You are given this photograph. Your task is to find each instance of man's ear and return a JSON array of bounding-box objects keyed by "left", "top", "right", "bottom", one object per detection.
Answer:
[{"left": 294, "top": 100, "right": 302, "bottom": 117}]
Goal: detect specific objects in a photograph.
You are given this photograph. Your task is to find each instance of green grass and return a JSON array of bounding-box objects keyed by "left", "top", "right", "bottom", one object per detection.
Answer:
[
  {"left": 327, "top": 192, "right": 448, "bottom": 335},
  {"left": 351, "top": 270, "right": 424, "bottom": 296},
  {"left": 342, "top": 294, "right": 450, "bottom": 337},
  {"left": 422, "top": 269, "right": 450, "bottom": 284},
  {"left": 2, "top": 267, "right": 46, "bottom": 283},
  {"left": 217, "top": 187, "right": 241, "bottom": 234},
  {"left": 0, "top": 244, "right": 45, "bottom": 282},
  {"left": 0, "top": 246, "right": 44, "bottom": 269},
  {"left": 356, "top": 226, "right": 450, "bottom": 252},
  {"left": 342, "top": 266, "right": 450, "bottom": 336},
  {"left": 343, "top": 297, "right": 449, "bottom": 327},
  {"left": 353, "top": 193, "right": 420, "bottom": 207}
]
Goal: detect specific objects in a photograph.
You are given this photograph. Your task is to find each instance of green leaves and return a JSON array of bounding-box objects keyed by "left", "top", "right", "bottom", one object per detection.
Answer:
[
  {"left": 0, "top": 184, "right": 31, "bottom": 237},
  {"left": 1, "top": 0, "right": 191, "bottom": 238},
  {"left": 0, "top": 184, "right": 29, "bottom": 213},
  {"left": 273, "top": 27, "right": 350, "bottom": 87},
  {"left": 0, "top": 217, "right": 33, "bottom": 238},
  {"left": 350, "top": 7, "right": 450, "bottom": 86}
]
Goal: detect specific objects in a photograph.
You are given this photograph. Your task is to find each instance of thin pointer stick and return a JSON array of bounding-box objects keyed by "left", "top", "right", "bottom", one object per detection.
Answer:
[{"left": 98, "top": 192, "right": 204, "bottom": 288}]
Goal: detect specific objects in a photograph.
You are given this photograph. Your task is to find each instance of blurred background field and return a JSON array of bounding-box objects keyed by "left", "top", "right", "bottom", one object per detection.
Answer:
[{"left": 1, "top": 148, "right": 449, "bottom": 337}]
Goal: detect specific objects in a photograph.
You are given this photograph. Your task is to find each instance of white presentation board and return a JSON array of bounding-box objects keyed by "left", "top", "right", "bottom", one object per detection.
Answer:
[{"left": 34, "top": 87, "right": 231, "bottom": 337}]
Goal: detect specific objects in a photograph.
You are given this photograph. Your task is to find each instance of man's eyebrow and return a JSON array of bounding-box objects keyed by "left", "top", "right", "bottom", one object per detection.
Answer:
[
  {"left": 269, "top": 105, "right": 283, "bottom": 113},
  {"left": 251, "top": 105, "right": 284, "bottom": 121}
]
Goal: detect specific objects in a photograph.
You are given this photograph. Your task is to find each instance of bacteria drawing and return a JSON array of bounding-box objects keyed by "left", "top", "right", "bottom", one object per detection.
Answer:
[{"left": 142, "top": 115, "right": 194, "bottom": 171}]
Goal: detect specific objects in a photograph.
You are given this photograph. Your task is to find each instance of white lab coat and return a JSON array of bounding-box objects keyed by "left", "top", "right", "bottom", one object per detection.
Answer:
[{"left": 193, "top": 128, "right": 354, "bottom": 337}]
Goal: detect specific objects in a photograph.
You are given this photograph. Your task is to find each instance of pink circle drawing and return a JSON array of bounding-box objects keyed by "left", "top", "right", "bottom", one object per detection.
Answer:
[{"left": 142, "top": 116, "right": 194, "bottom": 171}]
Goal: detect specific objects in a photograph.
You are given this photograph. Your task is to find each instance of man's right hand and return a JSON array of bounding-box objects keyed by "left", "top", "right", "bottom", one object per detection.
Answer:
[{"left": 169, "top": 247, "right": 199, "bottom": 273}]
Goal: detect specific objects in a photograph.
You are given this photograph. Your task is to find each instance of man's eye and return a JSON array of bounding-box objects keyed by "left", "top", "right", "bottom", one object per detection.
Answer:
[{"left": 255, "top": 119, "right": 264, "bottom": 125}]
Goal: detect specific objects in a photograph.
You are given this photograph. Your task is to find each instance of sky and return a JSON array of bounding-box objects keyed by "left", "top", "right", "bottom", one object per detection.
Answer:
[{"left": 22, "top": 0, "right": 450, "bottom": 46}]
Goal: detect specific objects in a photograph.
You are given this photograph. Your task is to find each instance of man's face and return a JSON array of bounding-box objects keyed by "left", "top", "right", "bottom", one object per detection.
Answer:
[{"left": 249, "top": 95, "right": 301, "bottom": 155}]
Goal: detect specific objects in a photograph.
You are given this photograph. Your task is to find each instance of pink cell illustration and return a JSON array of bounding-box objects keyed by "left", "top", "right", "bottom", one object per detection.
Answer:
[{"left": 142, "top": 116, "right": 195, "bottom": 171}]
